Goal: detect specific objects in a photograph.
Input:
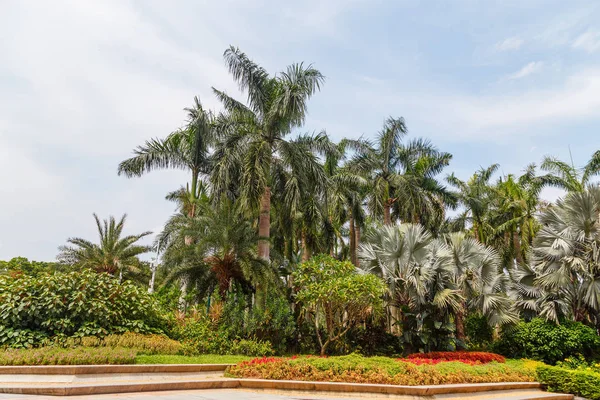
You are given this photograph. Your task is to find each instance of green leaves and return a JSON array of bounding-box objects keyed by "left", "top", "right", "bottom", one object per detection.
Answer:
[{"left": 0, "top": 270, "right": 165, "bottom": 348}]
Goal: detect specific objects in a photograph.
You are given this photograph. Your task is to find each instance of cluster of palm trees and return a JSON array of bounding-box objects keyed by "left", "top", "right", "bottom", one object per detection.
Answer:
[{"left": 58, "top": 46, "right": 600, "bottom": 344}]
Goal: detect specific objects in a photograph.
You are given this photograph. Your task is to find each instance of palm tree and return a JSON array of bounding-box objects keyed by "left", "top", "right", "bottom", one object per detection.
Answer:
[
  {"left": 118, "top": 97, "right": 214, "bottom": 219},
  {"left": 211, "top": 46, "right": 325, "bottom": 262},
  {"left": 348, "top": 117, "right": 408, "bottom": 225},
  {"left": 540, "top": 150, "right": 600, "bottom": 192},
  {"left": 57, "top": 214, "right": 152, "bottom": 282},
  {"left": 359, "top": 223, "right": 516, "bottom": 350},
  {"left": 447, "top": 164, "right": 499, "bottom": 242},
  {"left": 444, "top": 232, "right": 518, "bottom": 343},
  {"left": 159, "top": 199, "right": 271, "bottom": 301},
  {"left": 531, "top": 186, "right": 600, "bottom": 325}
]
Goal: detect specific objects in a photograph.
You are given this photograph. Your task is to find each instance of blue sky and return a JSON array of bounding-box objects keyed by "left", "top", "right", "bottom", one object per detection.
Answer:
[{"left": 1, "top": 0, "right": 600, "bottom": 261}]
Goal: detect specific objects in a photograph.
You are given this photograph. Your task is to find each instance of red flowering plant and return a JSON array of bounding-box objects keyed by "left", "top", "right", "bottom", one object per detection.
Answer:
[{"left": 399, "top": 351, "right": 505, "bottom": 365}]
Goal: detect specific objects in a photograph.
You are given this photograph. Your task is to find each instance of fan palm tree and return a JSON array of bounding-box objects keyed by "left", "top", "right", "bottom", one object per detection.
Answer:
[
  {"left": 57, "top": 214, "right": 152, "bottom": 282},
  {"left": 444, "top": 232, "right": 518, "bottom": 343},
  {"left": 540, "top": 150, "right": 600, "bottom": 192},
  {"left": 532, "top": 185, "right": 600, "bottom": 325},
  {"left": 210, "top": 46, "right": 325, "bottom": 262},
  {"left": 118, "top": 97, "right": 214, "bottom": 218},
  {"left": 359, "top": 223, "right": 516, "bottom": 349}
]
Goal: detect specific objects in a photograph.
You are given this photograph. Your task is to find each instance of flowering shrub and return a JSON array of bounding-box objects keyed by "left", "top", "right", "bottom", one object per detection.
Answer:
[
  {"left": 0, "top": 347, "right": 136, "bottom": 365},
  {"left": 405, "top": 351, "right": 505, "bottom": 364},
  {"left": 227, "top": 354, "right": 536, "bottom": 385}
]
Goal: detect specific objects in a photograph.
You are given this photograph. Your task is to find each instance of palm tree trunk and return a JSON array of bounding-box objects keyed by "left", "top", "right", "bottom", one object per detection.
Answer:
[
  {"left": 455, "top": 304, "right": 466, "bottom": 347},
  {"left": 349, "top": 215, "right": 357, "bottom": 266},
  {"left": 301, "top": 229, "right": 311, "bottom": 262},
  {"left": 384, "top": 201, "right": 392, "bottom": 225},
  {"left": 355, "top": 224, "right": 361, "bottom": 260},
  {"left": 258, "top": 187, "right": 271, "bottom": 261},
  {"left": 513, "top": 231, "right": 523, "bottom": 266}
]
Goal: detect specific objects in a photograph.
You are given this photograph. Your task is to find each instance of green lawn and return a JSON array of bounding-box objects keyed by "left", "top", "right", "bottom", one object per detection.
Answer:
[{"left": 135, "top": 354, "right": 252, "bottom": 364}]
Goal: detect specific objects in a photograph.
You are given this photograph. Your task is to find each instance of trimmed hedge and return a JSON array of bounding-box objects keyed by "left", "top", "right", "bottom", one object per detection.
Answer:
[
  {"left": 537, "top": 365, "right": 600, "bottom": 400},
  {"left": 493, "top": 318, "right": 600, "bottom": 364},
  {"left": 0, "top": 347, "right": 137, "bottom": 365}
]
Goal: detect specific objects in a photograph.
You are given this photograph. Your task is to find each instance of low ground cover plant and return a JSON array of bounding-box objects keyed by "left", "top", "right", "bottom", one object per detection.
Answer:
[
  {"left": 0, "top": 347, "right": 137, "bottom": 365},
  {"left": 226, "top": 354, "right": 539, "bottom": 385},
  {"left": 403, "top": 351, "right": 505, "bottom": 364},
  {"left": 64, "top": 332, "right": 182, "bottom": 355}
]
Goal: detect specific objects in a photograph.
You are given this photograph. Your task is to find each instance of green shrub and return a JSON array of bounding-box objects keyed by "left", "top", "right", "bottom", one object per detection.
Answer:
[
  {"left": 0, "top": 347, "right": 137, "bottom": 365},
  {"left": 465, "top": 313, "right": 493, "bottom": 349},
  {"left": 340, "top": 323, "right": 403, "bottom": 356},
  {"left": 492, "top": 318, "right": 600, "bottom": 364},
  {"left": 537, "top": 365, "right": 600, "bottom": 399},
  {"left": 220, "top": 291, "right": 295, "bottom": 353},
  {"left": 0, "top": 270, "right": 166, "bottom": 348},
  {"left": 57, "top": 333, "right": 181, "bottom": 355}
]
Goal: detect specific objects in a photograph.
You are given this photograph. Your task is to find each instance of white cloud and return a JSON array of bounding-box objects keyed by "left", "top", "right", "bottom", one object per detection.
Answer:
[
  {"left": 572, "top": 30, "right": 600, "bottom": 53},
  {"left": 507, "top": 61, "right": 544, "bottom": 80},
  {"left": 495, "top": 37, "right": 524, "bottom": 51}
]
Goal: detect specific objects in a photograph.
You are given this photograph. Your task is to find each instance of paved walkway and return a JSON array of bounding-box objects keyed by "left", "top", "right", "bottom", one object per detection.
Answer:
[{"left": 0, "top": 389, "right": 355, "bottom": 400}]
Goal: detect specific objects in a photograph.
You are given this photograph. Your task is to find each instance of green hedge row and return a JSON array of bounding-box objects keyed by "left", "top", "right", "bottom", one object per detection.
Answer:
[{"left": 537, "top": 365, "right": 600, "bottom": 400}]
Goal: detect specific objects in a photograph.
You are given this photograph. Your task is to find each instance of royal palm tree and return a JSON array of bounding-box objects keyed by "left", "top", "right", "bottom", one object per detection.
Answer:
[
  {"left": 211, "top": 47, "right": 325, "bottom": 262},
  {"left": 118, "top": 97, "right": 214, "bottom": 219},
  {"left": 57, "top": 214, "right": 152, "bottom": 282},
  {"left": 540, "top": 150, "right": 600, "bottom": 192}
]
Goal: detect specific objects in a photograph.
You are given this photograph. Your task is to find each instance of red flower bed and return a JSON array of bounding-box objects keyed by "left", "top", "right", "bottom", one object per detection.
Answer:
[{"left": 404, "top": 351, "right": 505, "bottom": 364}]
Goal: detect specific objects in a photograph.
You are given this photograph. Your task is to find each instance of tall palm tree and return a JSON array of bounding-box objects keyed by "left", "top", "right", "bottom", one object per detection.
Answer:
[
  {"left": 540, "top": 150, "right": 600, "bottom": 192},
  {"left": 211, "top": 46, "right": 325, "bottom": 262},
  {"left": 532, "top": 185, "right": 600, "bottom": 325},
  {"left": 57, "top": 214, "right": 152, "bottom": 282},
  {"left": 348, "top": 117, "right": 408, "bottom": 225},
  {"left": 118, "top": 97, "right": 214, "bottom": 219},
  {"left": 447, "top": 164, "right": 499, "bottom": 242}
]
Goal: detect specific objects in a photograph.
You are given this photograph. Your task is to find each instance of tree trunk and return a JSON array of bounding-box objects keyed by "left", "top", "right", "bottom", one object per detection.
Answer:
[
  {"left": 258, "top": 187, "right": 271, "bottom": 261},
  {"left": 355, "top": 224, "right": 361, "bottom": 262},
  {"left": 349, "top": 215, "right": 357, "bottom": 266},
  {"left": 301, "top": 229, "right": 311, "bottom": 262},
  {"left": 455, "top": 305, "right": 466, "bottom": 348},
  {"left": 513, "top": 231, "right": 523, "bottom": 266},
  {"left": 384, "top": 201, "right": 392, "bottom": 225}
]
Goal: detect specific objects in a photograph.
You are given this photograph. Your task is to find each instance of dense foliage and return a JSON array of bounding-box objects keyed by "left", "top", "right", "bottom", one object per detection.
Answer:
[
  {"left": 227, "top": 354, "right": 539, "bottom": 385},
  {"left": 492, "top": 318, "right": 600, "bottom": 364},
  {"left": 294, "top": 255, "right": 386, "bottom": 355},
  {"left": 537, "top": 365, "right": 600, "bottom": 400},
  {"left": 0, "top": 270, "right": 165, "bottom": 347}
]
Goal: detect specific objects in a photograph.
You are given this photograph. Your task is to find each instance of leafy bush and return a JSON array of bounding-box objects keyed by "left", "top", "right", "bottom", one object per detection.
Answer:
[
  {"left": 405, "top": 351, "right": 505, "bottom": 364},
  {"left": 0, "top": 270, "right": 166, "bottom": 348},
  {"left": 58, "top": 333, "right": 181, "bottom": 355},
  {"left": 492, "top": 318, "right": 600, "bottom": 364},
  {"left": 0, "top": 347, "right": 136, "bottom": 365},
  {"left": 227, "top": 354, "right": 537, "bottom": 385},
  {"left": 220, "top": 290, "right": 295, "bottom": 353},
  {"left": 293, "top": 255, "right": 386, "bottom": 355},
  {"left": 171, "top": 316, "right": 274, "bottom": 356},
  {"left": 341, "top": 323, "right": 403, "bottom": 356},
  {"left": 537, "top": 365, "right": 600, "bottom": 400},
  {"left": 465, "top": 313, "right": 494, "bottom": 348}
]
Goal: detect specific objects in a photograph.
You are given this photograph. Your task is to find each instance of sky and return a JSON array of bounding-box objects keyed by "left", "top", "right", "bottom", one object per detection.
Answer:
[{"left": 1, "top": 0, "right": 600, "bottom": 261}]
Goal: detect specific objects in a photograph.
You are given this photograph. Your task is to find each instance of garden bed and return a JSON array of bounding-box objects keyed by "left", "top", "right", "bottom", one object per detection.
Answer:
[{"left": 226, "top": 354, "right": 543, "bottom": 385}]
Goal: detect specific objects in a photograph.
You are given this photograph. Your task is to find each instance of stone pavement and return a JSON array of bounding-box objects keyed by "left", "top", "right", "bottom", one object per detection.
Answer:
[{"left": 0, "top": 389, "right": 358, "bottom": 400}]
